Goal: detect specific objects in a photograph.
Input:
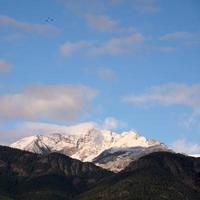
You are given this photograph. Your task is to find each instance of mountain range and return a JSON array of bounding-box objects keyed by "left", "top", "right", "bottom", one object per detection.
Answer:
[
  {"left": 0, "top": 146, "right": 200, "bottom": 200},
  {"left": 10, "top": 122, "right": 168, "bottom": 171},
  {"left": 3, "top": 123, "right": 200, "bottom": 199}
]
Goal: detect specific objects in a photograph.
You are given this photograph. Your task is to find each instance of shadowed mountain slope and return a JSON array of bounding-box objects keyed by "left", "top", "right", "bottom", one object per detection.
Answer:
[
  {"left": 77, "top": 152, "right": 200, "bottom": 200},
  {"left": 1, "top": 146, "right": 200, "bottom": 200},
  {"left": 0, "top": 146, "right": 112, "bottom": 200}
]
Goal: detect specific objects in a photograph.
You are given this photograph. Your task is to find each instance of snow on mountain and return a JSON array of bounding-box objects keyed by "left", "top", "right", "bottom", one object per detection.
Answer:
[{"left": 10, "top": 122, "right": 169, "bottom": 171}]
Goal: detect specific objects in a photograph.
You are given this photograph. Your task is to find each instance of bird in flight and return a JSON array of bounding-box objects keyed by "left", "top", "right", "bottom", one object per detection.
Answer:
[{"left": 45, "top": 17, "right": 54, "bottom": 23}]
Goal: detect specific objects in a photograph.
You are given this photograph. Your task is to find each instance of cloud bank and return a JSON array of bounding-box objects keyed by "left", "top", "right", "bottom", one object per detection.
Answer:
[{"left": 0, "top": 84, "right": 97, "bottom": 121}]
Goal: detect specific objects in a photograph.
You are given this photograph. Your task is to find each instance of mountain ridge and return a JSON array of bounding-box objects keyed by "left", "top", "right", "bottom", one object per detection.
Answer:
[{"left": 10, "top": 122, "right": 169, "bottom": 171}]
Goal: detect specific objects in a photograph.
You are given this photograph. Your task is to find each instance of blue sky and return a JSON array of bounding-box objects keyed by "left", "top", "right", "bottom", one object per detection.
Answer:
[{"left": 0, "top": 0, "right": 200, "bottom": 154}]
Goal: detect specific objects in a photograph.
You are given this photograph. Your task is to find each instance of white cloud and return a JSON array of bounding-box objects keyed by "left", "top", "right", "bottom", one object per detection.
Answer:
[
  {"left": 60, "top": 40, "right": 92, "bottom": 56},
  {"left": 91, "top": 33, "right": 144, "bottom": 55},
  {"left": 0, "top": 84, "right": 97, "bottom": 121},
  {"left": 172, "top": 139, "right": 200, "bottom": 155},
  {"left": 102, "top": 117, "right": 127, "bottom": 130},
  {"left": 124, "top": 83, "right": 200, "bottom": 114},
  {"left": 0, "top": 59, "right": 12, "bottom": 73},
  {"left": 160, "top": 32, "right": 200, "bottom": 45},
  {"left": 0, "top": 15, "right": 59, "bottom": 35}
]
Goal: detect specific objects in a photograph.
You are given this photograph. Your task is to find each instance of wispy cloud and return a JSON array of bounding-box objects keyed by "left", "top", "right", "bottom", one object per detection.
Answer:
[
  {"left": 84, "top": 66, "right": 116, "bottom": 81},
  {"left": 0, "top": 84, "right": 97, "bottom": 121},
  {"left": 61, "top": 0, "right": 160, "bottom": 14},
  {"left": 60, "top": 33, "right": 144, "bottom": 56},
  {"left": 86, "top": 14, "right": 135, "bottom": 33},
  {"left": 86, "top": 14, "right": 118, "bottom": 32},
  {"left": 96, "top": 67, "right": 116, "bottom": 80},
  {"left": 124, "top": 83, "right": 200, "bottom": 131},
  {"left": 61, "top": 0, "right": 107, "bottom": 14},
  {"left": 172, "top": 139, "right": 200, "bottom": 155},
  {"left": 60, "top": 30, "right": 194, "bottom": 57},
  {"left": 97, "top": 67, "right": 115, "bottom": 80},
  {"left": 182, "top": 113, "right": 200, "bottom": 130},
  {"left": 91, "top": 33, "right": 144, "bottom": 55},
  {"left": 0, "top": 59, "right": 12, "bottom": 73},
  {"left": 102, "top": 117, "right": 127, "bottom": 130},
  {"left": 0, "top": 15, "right": 59, "bottom": 35},
  {"left": 124, "top": 83, "right": 200, "bottom": 114},
  {"left": 132, "top": 0, "right": 160, "bottom": 13},
  {"left": 160, "top": 31, "right": 200, "bottom": 45},
  {"left": 60, "top": 40, "right": 92, "bottom": 56}
]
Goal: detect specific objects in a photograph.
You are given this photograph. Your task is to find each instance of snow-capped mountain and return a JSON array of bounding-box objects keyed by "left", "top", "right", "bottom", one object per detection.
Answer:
[{"left": 10, "top": 122, "right": 169, "bottom": 171}]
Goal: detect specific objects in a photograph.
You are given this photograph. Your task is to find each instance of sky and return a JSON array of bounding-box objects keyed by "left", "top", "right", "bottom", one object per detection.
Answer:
[{"left": 0, "top": 0, "right": 200, "bottom": 154}]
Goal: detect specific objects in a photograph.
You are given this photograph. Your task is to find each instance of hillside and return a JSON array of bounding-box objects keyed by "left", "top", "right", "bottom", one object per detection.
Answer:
[
  {"left": 77, "top": 152, "right": 200, "bottom": 200},
  {"left": 1, "top": 146, "right": 200, "bottom": 200},
  {"left": 0, "top": 146, "right": 112, "bottom": 200}
]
